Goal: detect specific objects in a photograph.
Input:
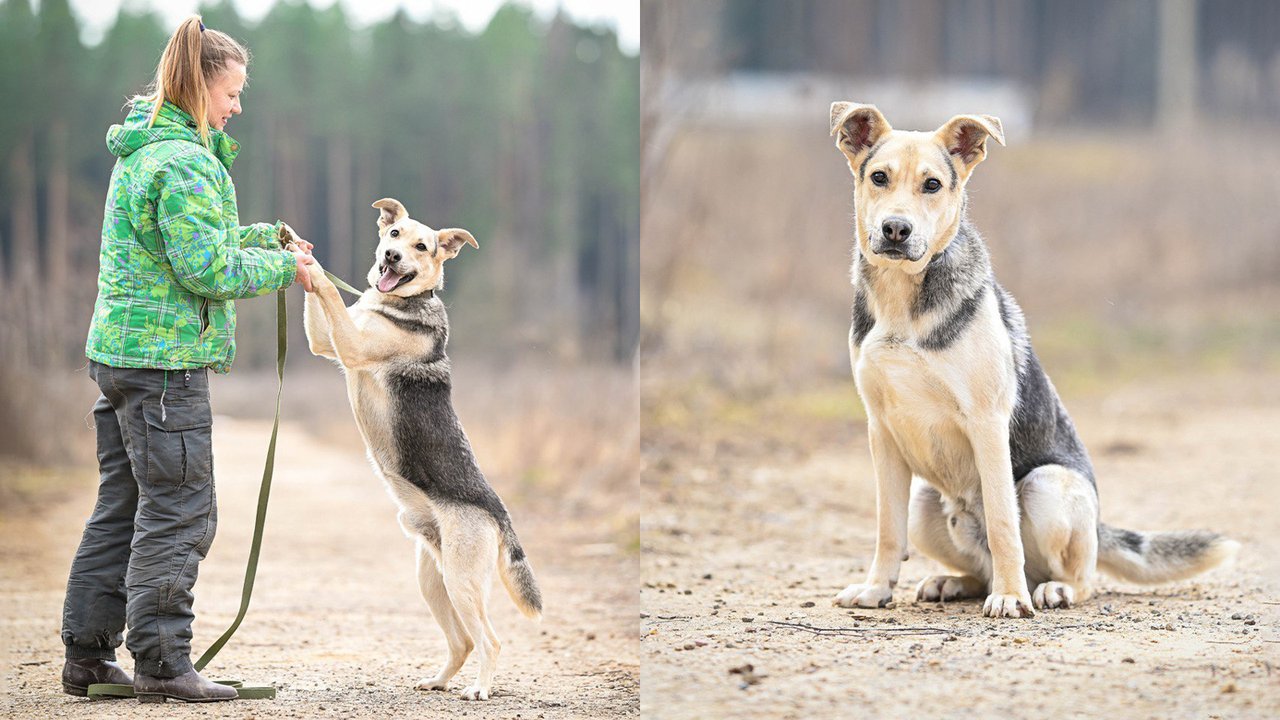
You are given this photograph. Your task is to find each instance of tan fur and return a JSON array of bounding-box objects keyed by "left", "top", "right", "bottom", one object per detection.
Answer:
[
  {"left": 299, "top": 200, "right": 527, "bottom": 701},
  {"left": 828, "top": 104, "right": 1235, "bottom": 616},
  {"left": 830, "top": 104, "right": 1034, "bottom": 618}
]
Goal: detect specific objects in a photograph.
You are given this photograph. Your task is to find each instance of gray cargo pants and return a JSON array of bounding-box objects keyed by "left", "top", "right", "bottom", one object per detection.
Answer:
[{"left": 62, "top": 360, "right": 217, "bottom": 678}]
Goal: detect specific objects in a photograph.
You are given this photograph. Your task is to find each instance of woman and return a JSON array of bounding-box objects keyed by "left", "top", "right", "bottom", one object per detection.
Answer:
[{"left": 60, "top": 16, "right": 313, "bottom": 703}]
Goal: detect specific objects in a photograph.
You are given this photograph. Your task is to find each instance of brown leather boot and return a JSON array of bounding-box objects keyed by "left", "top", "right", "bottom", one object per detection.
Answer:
[
  {"left": 61, "top": 658, "right": 133, "bottom": 697},
  {"left": 133, "top": 668, "right": 238, "bottom": 703}
]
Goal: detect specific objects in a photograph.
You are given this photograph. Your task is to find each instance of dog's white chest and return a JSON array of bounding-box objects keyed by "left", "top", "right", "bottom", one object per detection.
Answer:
[
  {"left": 344, "top": 370, "right": 397, "bottom": 469},
  {"left": 855, "top": 335, "right": 983, "bottom": 496}
]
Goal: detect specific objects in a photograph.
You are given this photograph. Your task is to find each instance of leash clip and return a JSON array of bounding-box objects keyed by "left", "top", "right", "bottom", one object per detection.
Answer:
[{"left": 184, "top": 370, "right": 191, "bottom": 388}]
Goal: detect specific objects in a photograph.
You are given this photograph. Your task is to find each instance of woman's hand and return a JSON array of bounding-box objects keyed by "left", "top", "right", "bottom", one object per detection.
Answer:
[{"left": 291, "top": 248, "right": 315, "bottom": 292}]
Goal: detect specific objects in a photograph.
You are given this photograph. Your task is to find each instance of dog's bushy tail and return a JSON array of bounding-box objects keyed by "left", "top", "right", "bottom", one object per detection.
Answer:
[
  {"left": 1097, "top": 523, "right": 1239, "bottom": 584},
  {"left": 497, "top": 523, "right": 542, "bottom": 620}
]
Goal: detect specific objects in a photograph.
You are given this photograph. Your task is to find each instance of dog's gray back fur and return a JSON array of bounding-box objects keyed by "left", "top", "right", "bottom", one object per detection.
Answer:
[
  {"left": 853, "top": 215, "right": 1096, "bottom": 486},
  {"left": 380, "top": 293, "right": 532, "bottom": 570}
]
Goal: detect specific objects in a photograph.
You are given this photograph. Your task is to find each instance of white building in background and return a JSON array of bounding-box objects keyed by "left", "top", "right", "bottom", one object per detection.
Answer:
[{"left": 664, "top": 72, "right": 1034, "bottom": 135}]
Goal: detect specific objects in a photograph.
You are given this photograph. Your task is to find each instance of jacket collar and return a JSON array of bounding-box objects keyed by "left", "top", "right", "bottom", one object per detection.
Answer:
[{"left": 108, "top": 99, "right": 242, "bottom": 170}]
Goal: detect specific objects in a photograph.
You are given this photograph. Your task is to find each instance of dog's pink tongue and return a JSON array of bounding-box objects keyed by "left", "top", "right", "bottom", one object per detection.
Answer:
[{"left": 377, "top": 268, "right": 401, "bottom": 292}]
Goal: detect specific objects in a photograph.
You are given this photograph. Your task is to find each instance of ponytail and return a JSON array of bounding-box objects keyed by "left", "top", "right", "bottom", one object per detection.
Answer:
[{"left": 141, "top": 16, "right": 250, "bottom": 146}]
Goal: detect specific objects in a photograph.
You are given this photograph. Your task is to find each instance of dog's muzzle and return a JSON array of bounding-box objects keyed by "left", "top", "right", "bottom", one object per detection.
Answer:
[{"left": 870, "top": 236, "right": 926, "bottom": 262}]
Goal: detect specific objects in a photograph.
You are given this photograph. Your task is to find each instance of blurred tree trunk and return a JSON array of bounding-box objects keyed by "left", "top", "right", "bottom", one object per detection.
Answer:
[
  {"left": 7, "top": 133, "right": 38, "bottom": 283},
  {"left": 274, "top": 115, "right": 310, "bottom": 234},
  {"left": 904, "top": 0, "right": 944, "bottom": 80},
  {"left": 45, "top": 118, "right": 71, "bottom": 361},
  {"left": 327, "top": 135, "right": 353, "bottom": 279},
  {"left": 1159, "top": 0, "right": 1198, "bottom": 129},
  {"left": 353, "top": 140, "right": 380, "bottom": 275},
  {"left": 8, "top": 131, "right": 40, "bottom": 364}
]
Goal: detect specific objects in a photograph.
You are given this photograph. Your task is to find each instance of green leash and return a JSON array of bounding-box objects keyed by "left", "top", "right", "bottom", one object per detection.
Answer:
[
  {"left": 193, "top": 289, "right": 288, "bottom": 674},
  {"left": 89, "top": 271, "right": 365, "bottom": 702},
  {"left": 323, "top": 269, "right": 364, "bottom": 295}
]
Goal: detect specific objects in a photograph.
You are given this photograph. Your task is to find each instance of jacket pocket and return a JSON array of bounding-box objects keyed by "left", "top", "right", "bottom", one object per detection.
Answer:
[{"left": 141, "top": 398, "right": 213, "bottom": 488}]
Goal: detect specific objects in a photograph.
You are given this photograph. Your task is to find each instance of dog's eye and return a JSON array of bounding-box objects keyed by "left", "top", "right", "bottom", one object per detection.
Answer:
[
  {"left": 415, "top": 243, "right": 428, "bottom": 251},
  {"left": 870, "top": 170, "right": 888, "bottom": 187},
  {"left": 923, "top": 178, "right": 942, "bottom": 193},
  {"left": 390, "top": 229, "right": 399, "bottom": 238}
]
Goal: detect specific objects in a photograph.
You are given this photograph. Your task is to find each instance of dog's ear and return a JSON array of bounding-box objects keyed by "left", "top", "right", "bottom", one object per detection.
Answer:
[
  {"left": 935, "top": 115, "right": 1005, "bottom": 175},
  {"left": 372, "top": 198, "right": 408, "bottom": 232},
  {"left": 830, "top": 102, "right": 892, "bottom": 165},
  {"left": 437, "top": 228, "right": 478, "bottom": 259}
]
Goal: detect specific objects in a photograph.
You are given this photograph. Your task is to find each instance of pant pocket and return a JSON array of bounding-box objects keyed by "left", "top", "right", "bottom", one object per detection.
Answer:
[{"left": 141, "top": 399, "right": 213, "bottom": 487}]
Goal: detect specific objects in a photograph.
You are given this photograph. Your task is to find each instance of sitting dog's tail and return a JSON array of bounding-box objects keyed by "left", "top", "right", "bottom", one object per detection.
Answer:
[
  {"left": 1097, "top": 523, "right": 1239, "bottom": 584},
  {"left": 497, "top": 522, "right": 543, "bottom": 620}
]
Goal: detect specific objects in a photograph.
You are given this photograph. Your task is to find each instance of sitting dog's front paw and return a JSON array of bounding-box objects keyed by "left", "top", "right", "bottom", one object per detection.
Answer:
[
  {"left": 459, "top": 684, "right": 490, "bottom": 701},
  {"left": 415, "top": 678, "right": 448, "bottom": 692},
  {"left": 1032, "top": 581, "right": 1075, "bottom": 610},
  {"left": 915, "top": 574, "right": 985, "bottom": 603},
  {"left": 833, "top": 583, "right": 893, "bottom": 608},
  {"left": 982, "top": 592, "right": 1035, "bottom": 618}
]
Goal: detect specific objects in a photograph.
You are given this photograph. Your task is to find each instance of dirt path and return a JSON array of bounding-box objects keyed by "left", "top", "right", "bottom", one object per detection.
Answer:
[
  {"left": 1, "top": 418, "right": 638, "bottom": 719},
  {"left": 641, "top": 374, "right": 1279, "bottom": 719}
]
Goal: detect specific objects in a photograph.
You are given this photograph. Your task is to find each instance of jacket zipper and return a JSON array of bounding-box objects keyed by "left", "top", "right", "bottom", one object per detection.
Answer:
[{"left": 199, "top": 297, "right": 210, "bottom": 334}]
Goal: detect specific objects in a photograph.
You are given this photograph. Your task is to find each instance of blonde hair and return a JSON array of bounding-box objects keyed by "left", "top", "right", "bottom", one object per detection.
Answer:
[{"left": 142, "top": 16, "right": 250, "bottom": 145}]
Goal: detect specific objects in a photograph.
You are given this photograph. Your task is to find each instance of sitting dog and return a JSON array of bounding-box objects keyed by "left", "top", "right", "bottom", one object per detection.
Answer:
[
  {"left": 300, "top": 198, "right": 541, "bottom": 698},
  {"left": 828, "top": 103, "right": 1238, "bottom": 618}
]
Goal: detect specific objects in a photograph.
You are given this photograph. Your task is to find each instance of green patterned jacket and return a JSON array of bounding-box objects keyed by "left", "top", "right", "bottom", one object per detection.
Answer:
[{"left": 85, "top": 99, "right": 296, "bottom": 373}]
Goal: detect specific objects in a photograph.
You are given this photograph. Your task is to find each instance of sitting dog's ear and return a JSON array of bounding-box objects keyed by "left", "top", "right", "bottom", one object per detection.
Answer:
[
  {"left": 934, "top": 115, "right": 1005, "bottom": 177},
  {"left": 372, "top": 198, "right": 408, "bottom": 231},
  {"left": 437, "top": 228, "right": 478, "bottom": 259},
  {"left": 830, "top": 102, "right": 891, "bottom": 167}
]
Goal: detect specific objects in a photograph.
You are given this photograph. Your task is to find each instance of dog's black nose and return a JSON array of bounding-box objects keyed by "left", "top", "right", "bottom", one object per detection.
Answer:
[
  {"left": 882, "top": 217, "right": 912, "bottom": 243},
  {"left": 384, "top": 249, "right": 402, "bottom": 263}
]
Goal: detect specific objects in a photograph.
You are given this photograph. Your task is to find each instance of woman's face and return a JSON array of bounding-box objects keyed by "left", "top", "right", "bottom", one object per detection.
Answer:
[{"left": 205, "top": 62, "right": 247, "bottom": 132}]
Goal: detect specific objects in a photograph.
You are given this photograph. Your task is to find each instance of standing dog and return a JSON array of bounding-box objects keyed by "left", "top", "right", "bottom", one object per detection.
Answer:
[
  {"left": 300, "top": 198, "right": 541, "bottom": 698},
  {"left": 828, "top": 103, "right": 1238, "bottom": 618}
]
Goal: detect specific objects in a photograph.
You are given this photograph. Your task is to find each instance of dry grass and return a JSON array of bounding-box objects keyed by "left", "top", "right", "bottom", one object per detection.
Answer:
[
  {"left": 212, "top": 354, "right": 639, "bottom": 548},
  {"left": 641, "top": 124, "right": 1280, "bottom": 450},
  {"left": 0, "top": 350, "right": 637, "bottom": 554},
  {"left": 0, "top": 363, "right": 100, "bottom": 466}
]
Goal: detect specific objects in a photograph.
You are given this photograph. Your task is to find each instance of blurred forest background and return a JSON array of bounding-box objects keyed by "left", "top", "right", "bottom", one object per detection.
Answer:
[
  {"left": 0, "top": 0, "right": 639, "bottom": 472},
  {"left": 642, "top": 0, "right": 1280, "bottom": 447}
]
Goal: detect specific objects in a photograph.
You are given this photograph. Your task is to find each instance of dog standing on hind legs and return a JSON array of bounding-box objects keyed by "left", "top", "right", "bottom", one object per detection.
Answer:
[
  {"left": 297, "top": 198, "right": 542, "bottom": 699},
  {"left": 827, "top": 103, "right": 1239, "bottom": 618}
]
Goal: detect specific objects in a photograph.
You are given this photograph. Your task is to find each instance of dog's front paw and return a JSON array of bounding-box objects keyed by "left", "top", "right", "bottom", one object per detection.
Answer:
[
  {"left": 982, "top": 592, "right": 1035, "bottom": 618},
  {"left": 307, "top": 261, "right": 328, "bottom": 284},
  {"left": 915, "top": 575, "right": 985, "bottom": 603},
  {"left": 459, "top": 684, "right": 490, "bottom": 701},
  {"left": 1032, "top": 581, "right": 1075, "bottom": 610},
  {"left": 833, "top": 583, "right": 893, "bottom": 608},
  {"left": 415, "top": 678, "right": 449, "bottom": 692}
]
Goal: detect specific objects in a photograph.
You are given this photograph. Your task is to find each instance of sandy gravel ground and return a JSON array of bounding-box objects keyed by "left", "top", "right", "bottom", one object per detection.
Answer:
[
  {"left": 1, "top": 418, "right": 638, "bottom": 719},
  {"left": 641, "top": 374, "right": 1279, "bottom": 719}
]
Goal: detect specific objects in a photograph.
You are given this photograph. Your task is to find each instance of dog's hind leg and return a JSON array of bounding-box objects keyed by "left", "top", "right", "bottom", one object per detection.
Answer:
[
  {"left": 1018, "top": 465, "right": 1098, "bottom": 609},
  {"left": 440, "top": 518, "right": 502, "bottom": 701},
  {"left": 412, "top": 538, "right": 474, "bottom": 692},
  {"left": 908, "top": 484, "right": 990, "bottom": 602}
]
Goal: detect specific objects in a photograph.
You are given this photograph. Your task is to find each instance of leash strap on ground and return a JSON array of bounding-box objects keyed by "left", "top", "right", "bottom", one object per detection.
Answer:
[
  {"left": 185, "top": 269, "right": 362, "bottom": 676},
  {"left": 192, "top": 288, "right": 288, "bottom": 673},
  {"left": 87, "top": 679, "right": 277, "bottom": 701}
]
